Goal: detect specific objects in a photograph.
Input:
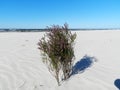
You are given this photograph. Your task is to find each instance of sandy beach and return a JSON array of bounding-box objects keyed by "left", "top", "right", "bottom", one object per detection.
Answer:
[{"left": 0, "top": 30, "right": 120, "bottom": 90}]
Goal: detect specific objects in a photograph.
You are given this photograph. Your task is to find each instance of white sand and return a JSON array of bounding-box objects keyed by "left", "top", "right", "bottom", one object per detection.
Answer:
[{"left": 0, "top": 31, "right": 120, "bottom": 90}]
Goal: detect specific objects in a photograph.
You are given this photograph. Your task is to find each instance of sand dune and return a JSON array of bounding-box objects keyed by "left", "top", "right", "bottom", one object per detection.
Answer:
[{"left": 0, "top": 31, "right": 120, "bottom": 90}]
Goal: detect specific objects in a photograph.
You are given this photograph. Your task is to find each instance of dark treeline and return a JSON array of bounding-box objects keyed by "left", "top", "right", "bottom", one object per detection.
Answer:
[
  {"left": 0, "top": 29, "right": 46, "bottom": 32},
  {"left": 0, "top": 28, "right": 120, "bottom": 32}
]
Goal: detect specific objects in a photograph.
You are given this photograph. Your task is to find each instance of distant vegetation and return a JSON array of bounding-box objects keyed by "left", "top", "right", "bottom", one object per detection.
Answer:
[
  {"left": 0, "top": 28, "right": 120, "bottom": 32},
  {"left": 38, "top": 23, "right": 76, "bottom": 86},
  {"left": 0, "top": 28, "right": 79, "bottom": 32},
  {"left": 0, "top": 29, "right": 47, "bottom": 32}
]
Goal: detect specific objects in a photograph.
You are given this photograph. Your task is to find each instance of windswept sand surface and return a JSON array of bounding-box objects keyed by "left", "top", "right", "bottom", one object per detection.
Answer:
[{"left": 0, "top": 31, "right": 120, "bottom": 90}]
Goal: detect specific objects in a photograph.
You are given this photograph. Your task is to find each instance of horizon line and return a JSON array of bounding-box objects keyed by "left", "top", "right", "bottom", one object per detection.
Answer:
[{"left": 0, "top": 28, "right": 120, "bottom": 30}]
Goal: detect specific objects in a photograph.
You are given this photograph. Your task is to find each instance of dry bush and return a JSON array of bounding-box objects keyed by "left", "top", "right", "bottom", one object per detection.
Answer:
[{"left": 38, "top": 23, "right": 76, "bottom": 85}]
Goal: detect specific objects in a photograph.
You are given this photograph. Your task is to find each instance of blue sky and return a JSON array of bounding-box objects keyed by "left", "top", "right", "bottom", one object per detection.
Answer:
[{"left": 0, "top": 0, "right": 120, "bottom": 29}]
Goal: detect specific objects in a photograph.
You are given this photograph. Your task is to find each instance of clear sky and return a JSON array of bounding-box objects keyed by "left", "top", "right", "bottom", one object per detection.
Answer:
[{"left": 0, "top": 0, "right": 120, "bottom": 29}]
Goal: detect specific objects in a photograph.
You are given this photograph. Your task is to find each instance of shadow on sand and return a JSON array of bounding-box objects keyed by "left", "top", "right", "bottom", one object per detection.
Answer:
[
  {"left": 71, "top": 55, "right": 97, "bottom": 76},
  {"left": 114, "top": 79, "right": 120, "bottom": 90}
]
